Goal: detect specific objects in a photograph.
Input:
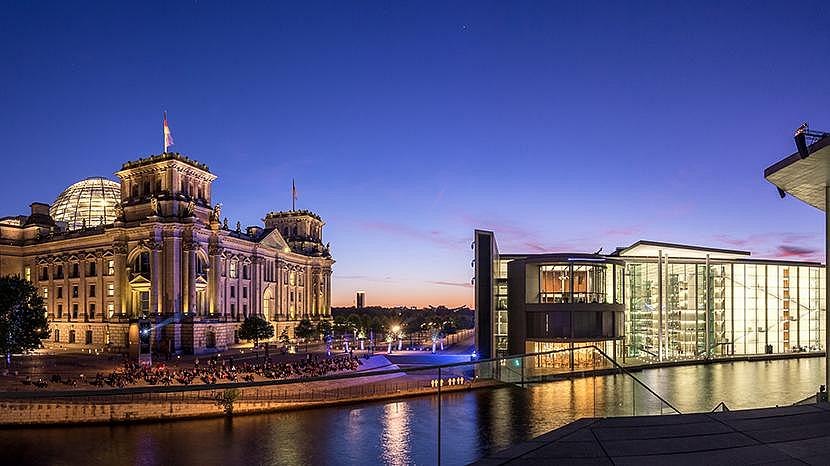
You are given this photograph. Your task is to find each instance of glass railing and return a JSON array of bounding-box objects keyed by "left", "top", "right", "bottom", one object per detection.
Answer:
[{"left": 0, "top": 345, "right": 682, "bottom": 465}]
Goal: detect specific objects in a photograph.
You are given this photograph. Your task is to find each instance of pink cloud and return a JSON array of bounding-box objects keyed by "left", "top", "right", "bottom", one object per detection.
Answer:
[
  {"left": 355, "top": 220, "right": 467, "bottom": 249},
  {"left": 427, "top": 280, "right": 473, "bottom": 288}
]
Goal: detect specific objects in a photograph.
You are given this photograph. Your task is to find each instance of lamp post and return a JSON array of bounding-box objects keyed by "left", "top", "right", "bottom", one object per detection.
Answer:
[{"left": 392, "top": 325, "right": 402, "bottom": 351}]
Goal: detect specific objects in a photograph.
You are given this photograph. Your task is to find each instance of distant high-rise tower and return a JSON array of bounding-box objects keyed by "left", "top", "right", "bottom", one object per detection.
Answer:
[{"left": 356, "top": 290, "right": 366, "bottom": 309}]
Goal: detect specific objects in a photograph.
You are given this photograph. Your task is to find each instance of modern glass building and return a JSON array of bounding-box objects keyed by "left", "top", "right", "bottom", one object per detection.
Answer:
[{"left": 474, "top": 231, "right": 825, "bottom": 367}]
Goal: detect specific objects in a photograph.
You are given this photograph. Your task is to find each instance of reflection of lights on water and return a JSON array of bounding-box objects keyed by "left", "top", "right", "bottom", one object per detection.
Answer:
[{"left": 380, "top": 402, "right": 412, "bottom": 466}]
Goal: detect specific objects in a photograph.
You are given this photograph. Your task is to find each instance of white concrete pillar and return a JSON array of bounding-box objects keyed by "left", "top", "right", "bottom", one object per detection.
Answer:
[{"left": 825, "top": 185, "right": 830, "bottom": 391}]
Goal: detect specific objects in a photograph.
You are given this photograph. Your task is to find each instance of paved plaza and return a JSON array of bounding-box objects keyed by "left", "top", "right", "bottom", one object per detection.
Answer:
[{"left": 474, "top": 403, "right": 830, "bottom": 465}]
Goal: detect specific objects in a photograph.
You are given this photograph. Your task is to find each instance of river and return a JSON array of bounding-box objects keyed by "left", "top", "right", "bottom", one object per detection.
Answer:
[{"left": 0, "top": 357, "right": 822, "bottom": 466}]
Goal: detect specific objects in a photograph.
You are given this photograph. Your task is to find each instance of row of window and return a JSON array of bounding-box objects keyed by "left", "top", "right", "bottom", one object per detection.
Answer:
[
  {"left": 223, "top": 259, "right": 309, "bottom": 287},
  {"left": 28, "top": 260, "right": 116, "bottom": 282},
  {"left": 51, "top": 301, "right": 116, "bottom": 320},
  {"left": 43, "top": 283, "right": 115, "bottom": 300},
  {"left": 129, "top": 178, "right": 206, "bottom": 201},
  {"left": 229, "top": 285, "right": 248, "bottom": 299},
  {"left": 53, "top": 329, "right": 95, "bottom": 345}
]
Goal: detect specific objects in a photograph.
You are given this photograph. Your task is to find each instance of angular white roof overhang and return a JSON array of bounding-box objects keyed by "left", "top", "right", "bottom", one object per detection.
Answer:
[{"left": 764, "top": 136, "right": 830, "bottom": 212}]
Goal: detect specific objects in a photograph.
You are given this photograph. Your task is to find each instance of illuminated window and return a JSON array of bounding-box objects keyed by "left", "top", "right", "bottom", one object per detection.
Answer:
[
  {"left": 72, "top": 286, "right": 78, "bottom": 298},
  {"left": 131, "top": 252, "right": 150, "bottom": 279},
  {"left": 43, "top": 287, "right": 48, "bottom": 299},
  {"left": 289, "top": 271, "right": 295, "bottom": 286},
  {"left": 107, "top": 283, "right": 114, "bottom": 296},
  {"left": 107, "top": 303, "right": 114, "bottom": 318},
  {"left": 229, "top": 261, "right": 238, "bottom": 278},
  {"left": 107, "top": 260, "right": 114, "bottom": 275},
  {"left": 24, "top": 267, "right": 31, "bottom": 282}
]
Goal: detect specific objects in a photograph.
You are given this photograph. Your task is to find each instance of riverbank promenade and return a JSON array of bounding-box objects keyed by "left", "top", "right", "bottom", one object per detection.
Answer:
[{"left": 474, "top": 403, "right": 830, "bottom": 465}]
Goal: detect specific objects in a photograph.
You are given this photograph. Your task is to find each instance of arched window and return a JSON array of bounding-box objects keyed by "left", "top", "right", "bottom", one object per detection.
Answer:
[
  {"left": 196, "top": 256, "right": 207, "bottom": 279},
  {"left": 131, "top": 251, "right": 151, "bottom": 279}
]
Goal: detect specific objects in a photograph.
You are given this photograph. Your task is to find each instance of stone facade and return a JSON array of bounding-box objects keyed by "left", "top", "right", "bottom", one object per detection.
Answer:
[{"left": 0, "top": 153, "right": 334, "bottom": 354}]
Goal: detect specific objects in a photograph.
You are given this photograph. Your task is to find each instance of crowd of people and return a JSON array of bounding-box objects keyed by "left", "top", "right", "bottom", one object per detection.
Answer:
[{"left": 23, "top": 353, "right": 362, "bottom": 390}]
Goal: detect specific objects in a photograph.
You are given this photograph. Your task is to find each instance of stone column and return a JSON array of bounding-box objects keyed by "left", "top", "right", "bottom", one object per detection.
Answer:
[
  {"left": 149, "top": 240, "right": 162, "bottom": 316},
  {"left": 114, "top": 241, "right": 128, "bottom": 318},
  {"left": 97, "top": 253, "right": 105, "bottom": 321},
  {"left": 187, "top": 245, "right": 196, "bottom": 316},
  {"left": 208, "top": 242, "right": 222, "bottom": 318},
  {"left": 325, "top": 269, "right": 332, "bottom": 317},
  {"left": 163, "top": 231, "right": 182, "bottom": 317}
]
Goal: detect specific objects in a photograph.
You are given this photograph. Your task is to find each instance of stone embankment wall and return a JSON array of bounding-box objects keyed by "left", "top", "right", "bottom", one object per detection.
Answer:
[{"left": 0, "top": 380, "right": 493, "bottom": 426}]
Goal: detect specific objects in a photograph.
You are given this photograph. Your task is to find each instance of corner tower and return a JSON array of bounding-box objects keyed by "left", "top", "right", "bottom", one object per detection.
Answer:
[
  {"left": 115, "top": 153, "right": 217, "bottom": 224},
  {"left": 264, "top": 210, "right": 329, "bottom": 257}
]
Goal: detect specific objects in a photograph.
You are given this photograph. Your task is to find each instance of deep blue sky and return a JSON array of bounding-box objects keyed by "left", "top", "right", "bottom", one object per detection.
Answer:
[{"left": 2, "top": 1, "right": 829, "bottom": 306}]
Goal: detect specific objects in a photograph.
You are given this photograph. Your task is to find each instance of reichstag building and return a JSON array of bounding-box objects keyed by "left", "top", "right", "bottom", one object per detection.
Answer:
[{"left": 0, "top": 153, "right": 334, "bottom": 354}]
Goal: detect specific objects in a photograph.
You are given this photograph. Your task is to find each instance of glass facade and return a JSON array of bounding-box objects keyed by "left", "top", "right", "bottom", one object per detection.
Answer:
[
  {"left": 495, "top": 259, "right": 510, "bottom": 356},
  {"left": 625, "top": 260, "right": 825, "bottom": 360},
  {"left": 478, "top": 233, "right": 826, "bottom": 365},
  {"left": 537, "top": 262, "right": 623, "bottom": 304}
]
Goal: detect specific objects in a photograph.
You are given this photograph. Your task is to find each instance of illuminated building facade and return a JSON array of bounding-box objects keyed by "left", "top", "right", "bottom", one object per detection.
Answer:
[
  {"left": 475, "top": 231, "right": 825, "bottom": 367},
  {"left": 0, "top": 153, "right": 333, "bottom": 354}
]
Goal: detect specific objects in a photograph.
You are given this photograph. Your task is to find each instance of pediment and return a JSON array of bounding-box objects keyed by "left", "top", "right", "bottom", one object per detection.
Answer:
[{"left": 257, "top": 228, "right": 289, "bottom": 251}]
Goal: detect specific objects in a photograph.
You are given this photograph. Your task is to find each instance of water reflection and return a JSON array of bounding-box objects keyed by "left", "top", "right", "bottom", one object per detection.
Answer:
[
  {"left": 380, "top": 402, "right": 413, "bottom": 466},
  {"left": 0, "top": 358, "right": 823, "bottom": 466}
]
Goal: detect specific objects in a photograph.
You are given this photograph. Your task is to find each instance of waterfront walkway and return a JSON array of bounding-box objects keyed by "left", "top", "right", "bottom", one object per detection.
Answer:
[{"left": 474, "top": 403, "right": 830, "bottom": 465}]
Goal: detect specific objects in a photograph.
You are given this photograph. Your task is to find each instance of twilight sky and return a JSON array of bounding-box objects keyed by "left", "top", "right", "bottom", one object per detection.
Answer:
[{"left": 1, "top": 1, "right": 829, "bottom": 308}]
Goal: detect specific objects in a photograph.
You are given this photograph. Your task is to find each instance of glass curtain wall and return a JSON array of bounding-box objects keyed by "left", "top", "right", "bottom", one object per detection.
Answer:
[
  {"left": 627, "top": 261, "right": 825, "bottom": 359},
  {"left": 495, "top": 259, "right": 509, "bottom": 355},
  {"left": 539, "top": 263, "right": 622, "bottom": 304},
  {"left": 626, "top": 262, "right": 659, "bottom": 359}
]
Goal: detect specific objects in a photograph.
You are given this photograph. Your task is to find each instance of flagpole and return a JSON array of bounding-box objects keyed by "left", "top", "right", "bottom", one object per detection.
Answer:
[
  {"left": 292, "top": 178, "right": 296, "bottom": 211},
  {"left": 163, "top": 111, "right": 167, "bottom": 154}
]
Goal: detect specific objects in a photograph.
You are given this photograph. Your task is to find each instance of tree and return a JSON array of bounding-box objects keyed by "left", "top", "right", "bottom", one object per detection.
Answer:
[
  {"left": 278, "top": 327, "right": 290, "bottom": 348},
  {"left": 214, "top": 388, "right": 240, "bottom": 416},
  {"left": 237, "top": 316, "right": 274, "bottom": 347},
  {"left": 294, "top": 318, "right": 315, "bottom": 353},
  {"left": 316, "top": 319, "right": 332, "bottom": 340},
  {"left": 0, "top": 276, "right": 50, "bottom": 368}
]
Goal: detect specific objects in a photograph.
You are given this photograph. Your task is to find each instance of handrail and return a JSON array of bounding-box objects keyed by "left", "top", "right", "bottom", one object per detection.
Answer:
[
  {"left": 711, "top": 401, "right": 729, "bottom": 412},
  {"left": 792, "top": 393, "right": 817, "bottom": 406},
  {"left": 591, "top": 345, "right": 682, "bottom": 414}
]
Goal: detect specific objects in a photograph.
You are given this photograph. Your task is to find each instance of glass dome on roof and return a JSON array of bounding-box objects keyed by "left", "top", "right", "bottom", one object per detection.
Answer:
[{"left": 50, "top": 177, "right": 121, "bottom": 230}]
